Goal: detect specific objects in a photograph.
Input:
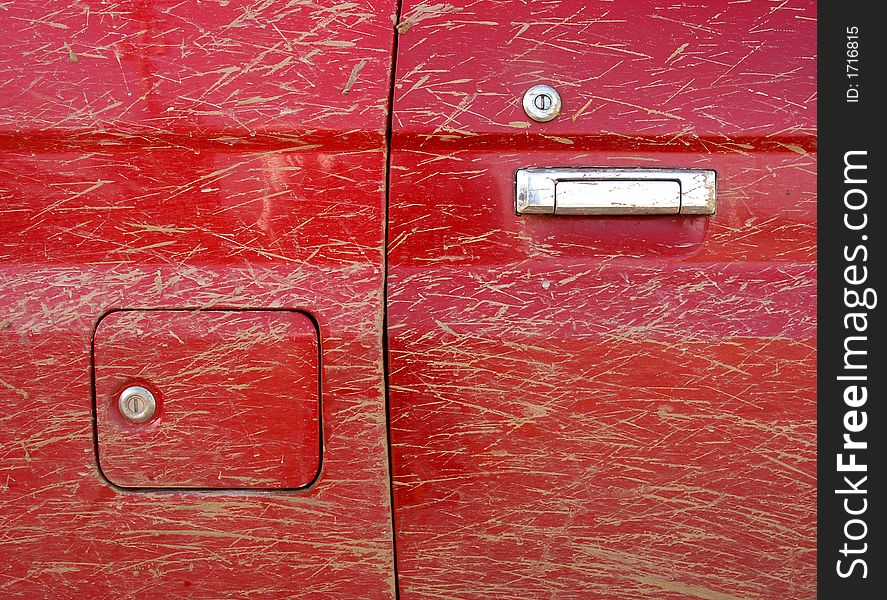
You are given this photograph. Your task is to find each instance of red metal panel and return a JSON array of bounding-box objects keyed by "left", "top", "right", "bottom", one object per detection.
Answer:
[
  {"left": 0, "top": 1, "right": 392, "bottom": 138},
  {"left": 0, "top": 1, "right": 397, "bottom": 597},
  {"left": 388, "top": 1, "right": 815, "bottom": 598},
  {"left": 94, "top": 310, "right": 320, "bottom": 489}
]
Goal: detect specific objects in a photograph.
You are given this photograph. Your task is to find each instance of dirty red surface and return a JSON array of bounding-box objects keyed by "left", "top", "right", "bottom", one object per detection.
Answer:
[
  {"left": 2, "top": 0, "right": 817, "bottom": 598},
  {"left": 94, "top": 309, "right": 321, "bottom": 490},
  {"left": 1, "top": 1, "right": 397, "bottom": 597},
  {"left": 387, "top": 1, "right": 816, "bottom": 599}
]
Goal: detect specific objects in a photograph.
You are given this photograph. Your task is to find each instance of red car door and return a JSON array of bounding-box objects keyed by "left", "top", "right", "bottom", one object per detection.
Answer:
[
  {"left": 2, "top": 1, "right": 817, "bottom": 598},
  {"left": 1, "top": 1, "right": 398, "bottom": 596},
  {"left": 387, "top": 1, "right": 816, "bottom": 598}
]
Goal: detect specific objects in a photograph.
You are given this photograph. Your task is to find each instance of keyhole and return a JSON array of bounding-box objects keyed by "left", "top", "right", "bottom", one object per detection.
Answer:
[
  {"left": 534, "top": 94, "right": 552, "bottom": 111},
  {"left": 127, "top": 395, "right": 145, "bottom": 414},
  {"left": 118, "top": 385, "right": 156, "bottom": 423},
  {"left": 522, "top": 85, "right": 561, "bottom": 122}
]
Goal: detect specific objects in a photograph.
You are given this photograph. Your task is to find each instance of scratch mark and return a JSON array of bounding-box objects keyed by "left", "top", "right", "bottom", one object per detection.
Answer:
[
  {"left": 63, "top": 41, "right": 78, "bottom": 63},
  {"left": 342, "top": 59, "right": 368, "bottom": 96},
  {"left": 665, "top": 42, "right": 689, "bottom": 64},
  {"left": 0, "top": 378, "right": 29, "bottom": 399}
]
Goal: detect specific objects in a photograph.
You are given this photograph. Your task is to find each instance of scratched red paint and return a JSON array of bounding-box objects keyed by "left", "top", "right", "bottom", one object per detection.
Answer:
[
  {"left": 2, "top": 0, "right": 817, "bottom": 597},
  {"left": 94, "top": 309, "right": 321, "bottom": 489},
  {"left": 0, "top": 1, "right": 397, "bottom": 597},
  {"left": 388, "top": 1, "right": 816, "bottom": 599}
]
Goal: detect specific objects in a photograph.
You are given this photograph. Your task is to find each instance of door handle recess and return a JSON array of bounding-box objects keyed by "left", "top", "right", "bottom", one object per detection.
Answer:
[{"left": 515, "top": 168, "right": 716, "bottom": 216}]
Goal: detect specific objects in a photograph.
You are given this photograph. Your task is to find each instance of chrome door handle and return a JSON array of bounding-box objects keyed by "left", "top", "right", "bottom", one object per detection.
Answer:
[{"left": 515, "top": 168, "right": 716, "bottom": 215}]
